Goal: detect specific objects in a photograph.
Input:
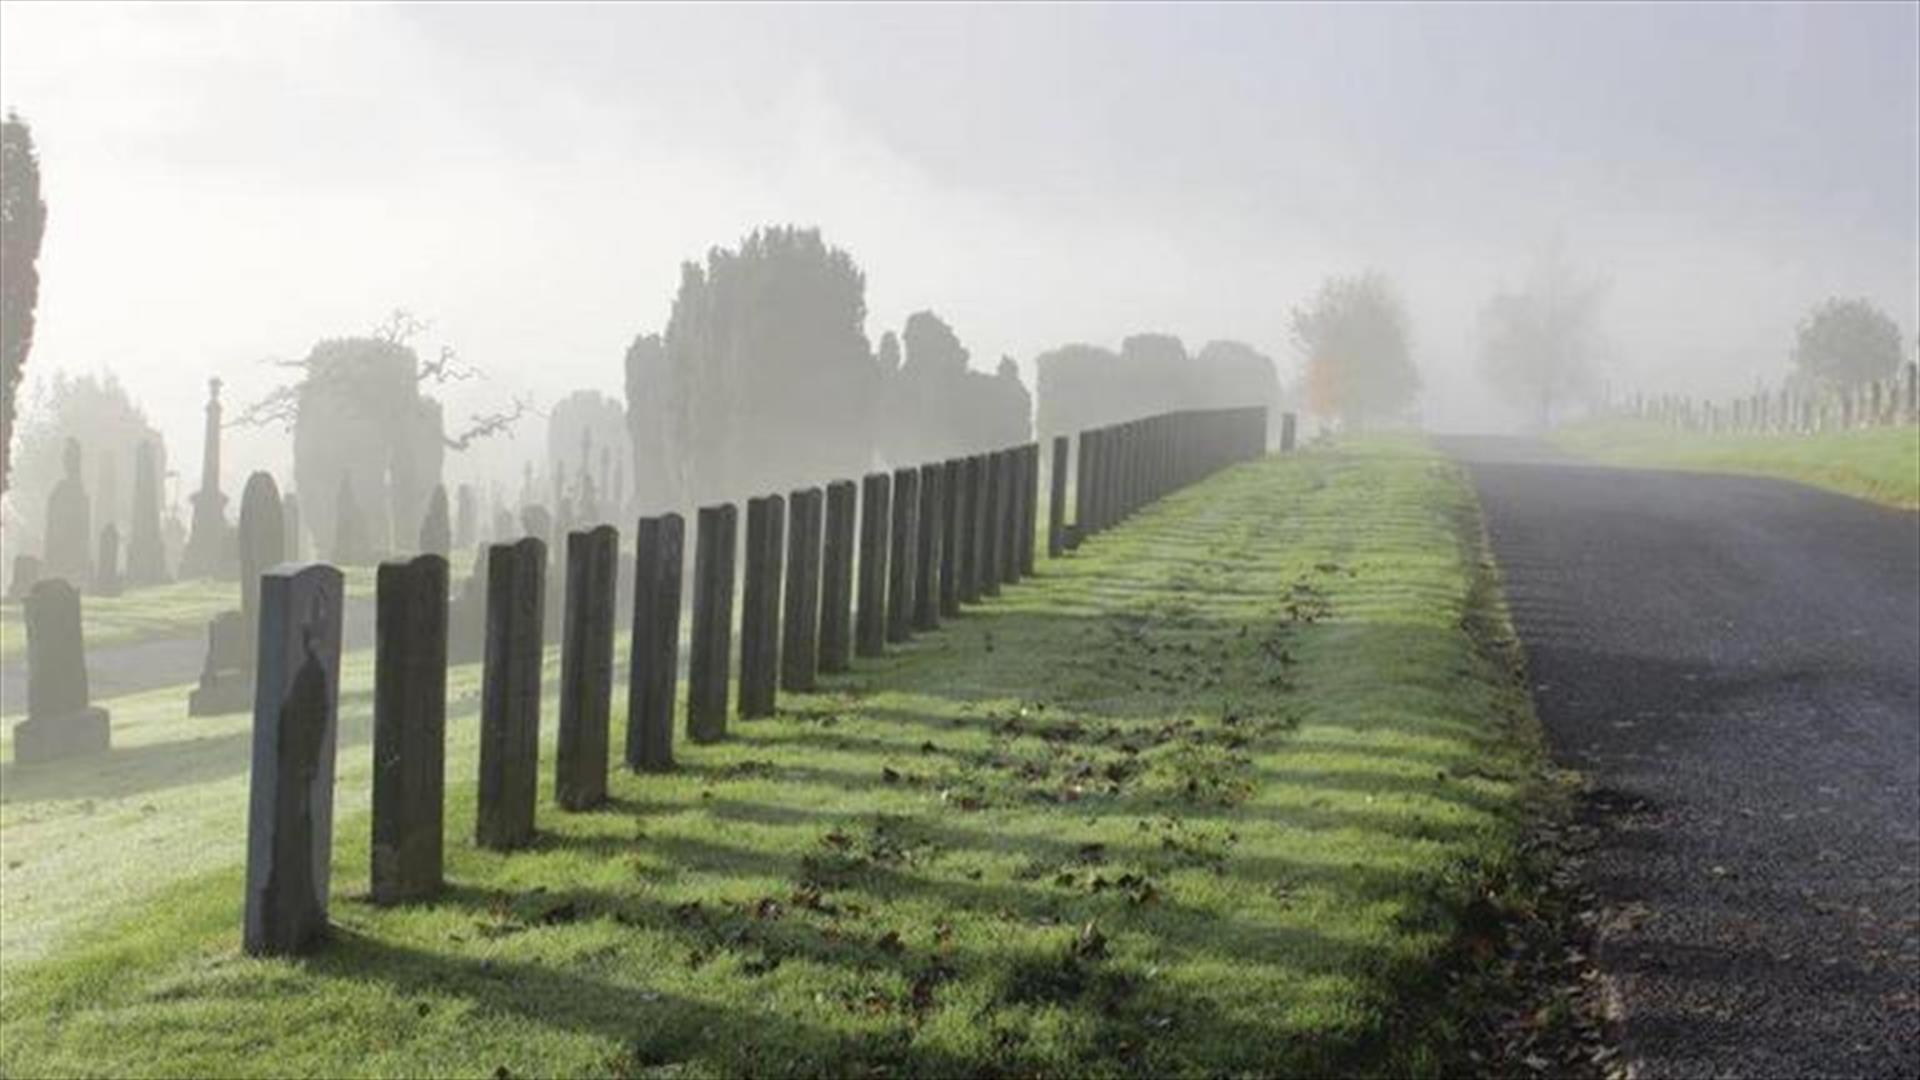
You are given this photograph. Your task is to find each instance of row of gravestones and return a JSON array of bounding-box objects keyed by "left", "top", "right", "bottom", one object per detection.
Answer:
[
  {"left": 7, "top": 438, "right": 173, "bottom": 604},
  {"left": 242, "top": 405, "right": 1283, "bottom": 955},
  {"left": 1627, "top": 361, "right": 1920, "bottom": 435}
]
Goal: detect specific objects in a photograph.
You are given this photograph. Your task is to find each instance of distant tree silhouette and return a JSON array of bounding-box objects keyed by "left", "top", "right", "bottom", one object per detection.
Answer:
[
  {"left": 1791, "top": 298, "right": 1903, "bottom": 392},
  {"left": 1, "top": 111, "right": 47, "bottom": 497},
  {"left": 663, "top": 227, "right": 879, "bottom": 501},
  {"left": 1477, "top": 246, "right": 1605, "bottom": 430},
  {"left": 1035, "top": 334, "right": 1277, "bottom": 439},
  {"left": 875, "top": 311, "right": 1031, "bottom": 464},
  {"left": 1291, "top": 272, "right": 1417, "bottom": 428},
  {"left": 623, "top": 332, "right": 683, "bottom": 513},
  {"left": 8, "top": 372, "right": 164, "bottom": 556}
]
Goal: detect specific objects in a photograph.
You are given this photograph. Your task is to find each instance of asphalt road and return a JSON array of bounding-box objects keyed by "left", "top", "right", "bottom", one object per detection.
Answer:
[{"left": 1447, "top": 437, "right": 1920, "bottom": 1079}]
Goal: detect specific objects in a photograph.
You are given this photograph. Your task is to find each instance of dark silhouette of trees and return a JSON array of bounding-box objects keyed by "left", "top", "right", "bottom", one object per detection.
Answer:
[
  {"left": 1791, "top": 298, "right": 1904, "bottom": 392},
  {"left": 2, "top": 111, "right": 47, "bottom": 497},
  {"left": 1291, "top": 272, "right": 1418, "bottom": 429},
  {"left": 1035, "top": 334, "right": 1278, "bottom": 439},
  {"left": 8, "top": 372, "right": 163, "bottom": 557},
  {"left": 623, "top": 331, "right": 682, "bottom": 513},
  {"left": 875, "top": 310, "right": 1031, "bottom": 464},
  {"left": 231, "top": 311, "right": 526, "bottom": 557},
  {"left": 1476, "top": 246, "right": 1606, "bottom": 431},
  {"left": 662, "top": 227, "right": 879, "bottom": 502}
]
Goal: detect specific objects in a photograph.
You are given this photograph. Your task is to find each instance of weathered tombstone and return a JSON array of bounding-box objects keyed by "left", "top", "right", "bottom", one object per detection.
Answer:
[
  {"left": 127, "top": 440, "right": 170, "bottom": 587},
  {"left": 557, "top": 526, "right": 618, "bottom": 810},
  {"left": 237, "top": 472, "right": 287, "bottom": 668},
  {"left": 1048, "top": 437, "right": 1070, "bottom": 558},
  {"left": 12, "top": 579, "right": 111, "bottom": 763},
  {"left": 93, "top": 524, "right": 123, "bottom": 598},
  {"left": 914, "top": 463, "right": 942, "bottom": 632},
  {"left": 189, "top": 610, "right": 252, "bottom": 715},
  {"left": 180, "top": 379, "right": 230, "bottom": 579},
  {"left": 42, "top": 438, "right": 93, "bottom": 585},
  {"left": 454, "top": 485, "right": 478, "bottom": 549},
  {"left": 1280, "top": 412, "right": 1298, "bottom": 452},
  {"left": 626, "top": 513, "right": 683, "bottom": 772},
  {"left": 818, "top": 481, "right": 857, "bottom": 674},
  {"left": 739, "top": 495, "right": 785, "bottom": 719},
  {"left": 283, "top": 493, "right": 304, "bottom": 562},
  {"left": 333, "top": 473, "right": 373, "bottom": 566},
  {"left": 856, "top": 473, "right": 890, "bottom": 658},
  {"left": 887, "top": 468, "right": 918, "bottom": 644},
  {"left": 980, "top": 451, "right": 1003, "bottom": 597},
  {"left": 1020, "top": 443, "right": 1039, "bottom": 575},
  {"left": 242, "top": 563, "right": 344, "bottom": 956},
  {"left": 1070, "top": 430, "right": 1092, "bottom": 549},
  {"left": 687, "top": 504, "right": 737, "bottom": 743},
  {"left": 939, "top": 458, "right": 964, "bottom": 617},
  {"left": 419, "top": 484, "right": 451, "bottom": 557},
  {"left": 961, "top": 455, "right": 986, "bottom": 602},
  {"left": 370, "top": 554, "right": 447, "bottom": 904},
  {"left": 781, "top": 489, "right": 824, "bottom": 692},
  {"left": 476, "top": 537, "right": 546, "bottom": 850}
]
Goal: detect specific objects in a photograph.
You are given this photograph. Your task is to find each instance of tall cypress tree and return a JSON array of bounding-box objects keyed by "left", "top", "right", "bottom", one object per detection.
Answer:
[{"left": 1, "top": 111, "right": 48, "bottom": 497}]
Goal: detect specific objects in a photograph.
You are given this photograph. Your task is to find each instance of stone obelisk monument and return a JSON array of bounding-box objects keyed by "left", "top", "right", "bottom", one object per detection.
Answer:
[{"left": 179, "top": 377, "right": 230, "bottom": 579}]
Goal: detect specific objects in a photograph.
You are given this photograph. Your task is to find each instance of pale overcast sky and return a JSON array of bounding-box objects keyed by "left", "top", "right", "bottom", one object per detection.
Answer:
[{"left": 1, "top": 1, "right": 1914, "bottom": 494}]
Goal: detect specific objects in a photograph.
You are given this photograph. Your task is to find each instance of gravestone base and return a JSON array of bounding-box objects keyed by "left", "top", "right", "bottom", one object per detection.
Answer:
[
  {"left": 12, "top": 707, "right": 111, "bottom": 764},
  {"left": 189, "top": 674, "right": 253, "bottom": 716}
]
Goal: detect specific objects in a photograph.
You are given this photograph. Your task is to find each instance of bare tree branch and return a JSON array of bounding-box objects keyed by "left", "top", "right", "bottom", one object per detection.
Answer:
[{"left": 443, "top": 396, "right": 532, "bottom": 451}]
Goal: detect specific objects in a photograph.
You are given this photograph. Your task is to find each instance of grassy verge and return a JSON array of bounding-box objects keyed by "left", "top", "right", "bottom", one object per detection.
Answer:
[
  {"left": 0, "top": 440, "right": 1547, "bottom": 1077},
  {"left": 1554, "top": 419, "right": 1920, "bottom": 509},
  {"left": 0, "top": 561, "right": 404, "bottom": 663}
]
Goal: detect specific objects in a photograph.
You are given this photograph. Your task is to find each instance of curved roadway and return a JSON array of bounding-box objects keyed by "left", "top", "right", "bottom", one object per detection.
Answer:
[{"left": 1449, "top": 437, "right": 1919, "bottom": 1079}]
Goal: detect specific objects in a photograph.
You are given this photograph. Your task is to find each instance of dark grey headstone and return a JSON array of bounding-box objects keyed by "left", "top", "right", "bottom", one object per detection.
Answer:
[
  {"left": 998, "top": 449, "right": 1020, "bottom": 585},
  {"left": 818, "top": 481, "right": 856, "bottom": 674},
  {"left": 1280, "top": 412, "right": 1297, "bottom": 452},
  {"left": 557, "top": 526, "right": 618, "bottom": 810},
  {"left": 781, "top": 488, "right": 823, "bottom": 693},
  {"left": 981, "top": 450, "right": 1003, "bottom": 598},
  {"left": 189, "top": 610, "right": 252, "bottom": 716},
  {"left": 1048, "top": 436, "right": 1069, "bottom": 559},
  {"left": 477, "top": 537, "right": 545, "bottom": 850},
  {"left": 12, "top": 579, "right": 111, "bottom": 763},
  {"left": 243, "top": 562, "right": 344, "bottom": 956},
  {"left": 94, "top": 524, "right": 123, "bottom": 598},
  {"left": 43, "top": 438, "right": 93, "bottom": 585},
  {"left": 914, "top": 463, "right": 942, "bottom": 632},
  {"left": 739, "top": 495, "right": 784, "bottom": 719},
  {"left": 371, "top": 555, "right": 447, "bottom": 904},
  {"left": 127, "top": 441, "right": 170, "bottom": 587},
  {"left": 856, "top": 473, "right": 890, "bottom": 658},
  {"left": 887, "top": 467, "right": 917, "bottom": 644},
  {"left": 238, "top": 472, "right": 287, "bottom": 667},
  {"left": 1071, "top": 429, "right": 1092, "bottom": 548},
  {"left": 939, "top": 459, "right": 963, "bottom": 617},
  {"left": 626, "top": 513, "right": 683, "bottom": 772},
  {"left": 961, "top": 455, "right": 986, "bottom": 602},
  {"left": 1020, "top": 444, "right": 1039, "bottom": 576},
  {"left": 687, "top": 503, "right": 736, "bottom": 744}
]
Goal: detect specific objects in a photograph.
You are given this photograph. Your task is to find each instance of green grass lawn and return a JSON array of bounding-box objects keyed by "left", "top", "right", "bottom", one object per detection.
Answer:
[
  {"left": 0, "top": 441, "right": 1548, "bottom": 1077},
  {"left": 1554, "top": 419, "right": 1920, "bottom": 509},
  {"left": 0, "top": 562, "right": 402, "bottom": 663}
]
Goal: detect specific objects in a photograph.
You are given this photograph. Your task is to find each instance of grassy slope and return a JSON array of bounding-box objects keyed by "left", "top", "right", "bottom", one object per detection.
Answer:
[
  {"left": 1554, "top": 419, "right": 1920, "bottom": 509},
  {"left": 0, "top": 440, "right": 1545, "bottom": 1077},
  {"left": 0, "top": 563, "right": 401, "bottom": 662}
]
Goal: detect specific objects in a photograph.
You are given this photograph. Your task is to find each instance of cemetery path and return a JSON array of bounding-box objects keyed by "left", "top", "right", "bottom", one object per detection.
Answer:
[
  {"left": 0, "top": 596, "right": 375, "bottom": 716},
  {"left": 1446, "top": 436, "right": 1920, "bottom": 1080}
]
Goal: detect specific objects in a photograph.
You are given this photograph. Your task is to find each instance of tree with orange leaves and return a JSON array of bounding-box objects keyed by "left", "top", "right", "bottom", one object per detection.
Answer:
[{"left": 1290, "top": 272, "right": 1417, "bottom": 430}]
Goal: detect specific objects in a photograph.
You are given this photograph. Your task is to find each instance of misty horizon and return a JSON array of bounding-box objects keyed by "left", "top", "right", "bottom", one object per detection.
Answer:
[{"left": 0, "top": 1, "right": 1914, "bottom": 505}]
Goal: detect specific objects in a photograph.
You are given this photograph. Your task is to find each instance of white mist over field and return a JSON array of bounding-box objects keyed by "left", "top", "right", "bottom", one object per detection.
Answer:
[{"left": 0, "top": 1, "right": 1913, "bottom": 494}]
